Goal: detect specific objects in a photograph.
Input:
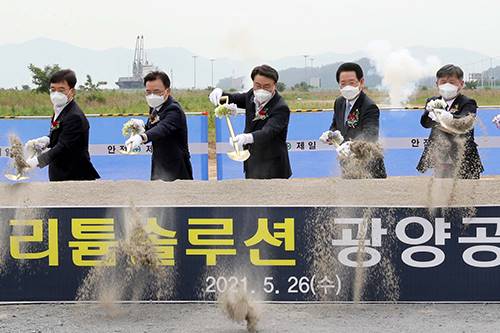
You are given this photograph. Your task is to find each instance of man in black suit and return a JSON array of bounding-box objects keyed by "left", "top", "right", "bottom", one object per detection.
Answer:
[
  {"left": 125, "top": 71, "right": 193, "bottom": 181},
  {"left": 417, "top": 64, "right": 483, "bottom": 179},
  {"left": 319, "top": 62, "right": 386, "bottom": 178},
  {"left": 24, "top": 69, "right": 100, "bottom": 181},
  {"left": 209, "top": 65, "right": 292, "bottom": 179}
]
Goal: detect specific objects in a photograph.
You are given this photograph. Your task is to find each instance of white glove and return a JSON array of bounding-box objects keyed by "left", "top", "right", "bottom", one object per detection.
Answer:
[
  {"left": 319, "top": 130, "right": 334, "bottom": 144},
  {"left": 428, "top": 110, "right": 438, "bottom": 122},
  {"left": 125, "top": 134, "right": 143, "bottom": 151},
  {"left": 24, "top": 156, "right": 39, "bottom": 171},
  {"left": 209, "top": 88, "right": 223, "bottom": 106},
  {"left": 130, "top": 118, "right": 145, "bottom": 134},
  {"left": 493, "top": 114, "right": 500, "bottom": 129},
  {"left": 230, "top": 133, "right": 254, "bottom": 151},
  {"left": 25, "top": 136, "right": 50, "bottom": 154},
  {"left": 336, "top": 141, "right": 351, "bottom": 157},
  {"left": 319, "top": 130, "right": 343, "bottom": 146},
  {"left": 435, "top": 109, "right": 454, "bottom": 126}
]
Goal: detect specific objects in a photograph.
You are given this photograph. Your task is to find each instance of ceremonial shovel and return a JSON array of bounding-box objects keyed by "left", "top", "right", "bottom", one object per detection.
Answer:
[
  {"left": 120, "top": 142, "right": 140, "bottom": 155},
  {"left": 219, "top": 96, "right": 250, "bottom": 162},
  {"left": 120, "top": 119, "right": 144, "bottom": 155},
  {"left": 4, "top": 173, "right": 29, "bottom": 181}
]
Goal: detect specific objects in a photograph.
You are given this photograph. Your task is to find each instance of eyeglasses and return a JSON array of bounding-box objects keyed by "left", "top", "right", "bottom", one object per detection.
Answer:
[
  {"left": 49, "top": 88, "right": 69, "bottom": 94},
  {"left": 145, "top": 90, "right": 165, "bottom": 96}
]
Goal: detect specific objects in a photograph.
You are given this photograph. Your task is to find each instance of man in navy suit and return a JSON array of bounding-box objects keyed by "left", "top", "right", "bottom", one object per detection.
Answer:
[
  {"left": 319, "top": 62, "right": 386, "bottom": 178},
  {"left": 24, "top": 69, "right": 100, "bottom": 181},
  {"left": 125, "top": 71, "right": 193, "bottom": 181},
  {"left": 417, "top": 64, "right": 483, "bottom": 179},
  {"left": 209, "top": 65, "right": 292, "bottom": 179}
]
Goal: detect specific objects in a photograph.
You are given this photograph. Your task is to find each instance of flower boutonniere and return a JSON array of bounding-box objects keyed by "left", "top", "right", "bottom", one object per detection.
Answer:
[
  {"left": 449, "top": 106, "right": 459, "bottom": 114},
  {"left": 150, "top": 114, "right": 160, "bottom": 125},
  {"left": 253, "top": 108, "right": 269, "bottom": 122},
  {"left": 51, "top": 120, "right": 60, "bottom": 131},
  {"left": 346, "top": 108, "right": 360, "bottom": 128}
]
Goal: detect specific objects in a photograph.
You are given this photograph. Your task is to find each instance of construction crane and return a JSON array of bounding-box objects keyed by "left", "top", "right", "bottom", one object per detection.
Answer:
[{"left": 116, "top": 35, "right": 158, "bottom": 89}]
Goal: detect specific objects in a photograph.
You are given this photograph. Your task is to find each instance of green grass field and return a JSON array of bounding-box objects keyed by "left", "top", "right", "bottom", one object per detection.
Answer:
[{"left": 2, "top": 88, "right": 500, "bottom": 118}]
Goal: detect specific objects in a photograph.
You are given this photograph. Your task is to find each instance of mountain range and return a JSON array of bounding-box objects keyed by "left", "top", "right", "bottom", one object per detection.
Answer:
[{"left": 0, "top": 38, "right": 493, "bottom": 90}]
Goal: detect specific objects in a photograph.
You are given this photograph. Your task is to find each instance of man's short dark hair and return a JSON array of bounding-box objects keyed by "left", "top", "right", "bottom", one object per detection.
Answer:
[
  {"left": 50, "top": 69, "right": 77, "bottom": 89},
  {"left": 251, "top": 65, "right": 279, "bottom": 83},
  {"left": 336, "top": 62, "right": 364, "bottom": 83},
  {"left": 143, "top": 71, "right": 171, "bottom": 88},
  {"left": 436, "top": 64, "right": 464, "bottom": 80}
]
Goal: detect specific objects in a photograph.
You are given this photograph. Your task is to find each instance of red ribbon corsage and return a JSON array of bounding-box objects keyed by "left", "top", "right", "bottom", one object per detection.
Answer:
[
  {"left": 253, "top": 109, "right": 268, "bottom": 121},
  {"left": 346, "top": 109, "right": 360, "bottom": 128},
  {"left": 51, "top": 120, "right": 60, "bottom": 130}
]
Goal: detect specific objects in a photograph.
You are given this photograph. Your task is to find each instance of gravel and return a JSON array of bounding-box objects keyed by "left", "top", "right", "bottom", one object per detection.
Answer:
[{"left": 0, "top": 303, "right": 498, "bottom": 332}]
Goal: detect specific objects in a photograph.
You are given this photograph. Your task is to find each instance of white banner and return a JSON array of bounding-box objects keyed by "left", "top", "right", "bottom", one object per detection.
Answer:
[
  {"left": 0, "top": 143, "right": 208, "bottom": 158},
  {"left": 216, "top": 137, "right": 500, "bottom": 153}
]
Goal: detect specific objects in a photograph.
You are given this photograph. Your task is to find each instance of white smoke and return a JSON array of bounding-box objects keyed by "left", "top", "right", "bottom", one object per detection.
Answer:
[
  {"left": 221, "top": 27, "right": 263, "bottom": 90},
  {"left": 367, "top": 40, "right": 441, "bottom": 107}
]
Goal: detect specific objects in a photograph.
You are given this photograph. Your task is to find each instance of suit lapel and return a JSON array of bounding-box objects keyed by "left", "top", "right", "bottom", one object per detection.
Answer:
[
  {"left": 149, "top": 96, "right": 173, "bottom": 126},
  {"left": 448, "top": 94, "right": 462, "bottom": 112},
  {"left": 247, "top": 98, "right": 258, "bottom": 132},
  {"left": 248, "top": 92, "right": 280, "bottom": 132},
  {"left": 338, "top": 92, "right": 365, "bottom": 136},
  {"left": 50, "top": 101, "right": 73, "bottom": 137},
  {"left": 336, "top": 97, "right": 347, "bottom": 133},
  {"left": 349, "top": 91, "right": 364, "bottom": 115},
  {"left": 339, "top": 91, "right": 364, "bottom": 134}
]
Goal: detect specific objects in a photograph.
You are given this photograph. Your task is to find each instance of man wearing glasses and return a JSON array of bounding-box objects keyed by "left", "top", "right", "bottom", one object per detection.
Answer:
[
  {"left": 208, "top": 65, "right": 292, "bottom": 179},
  {"left": 24, "top": 69, "right": 100, "bottom": 181},
  {"left": 125, "top": 71, "right": 193, "bottom": 181}
]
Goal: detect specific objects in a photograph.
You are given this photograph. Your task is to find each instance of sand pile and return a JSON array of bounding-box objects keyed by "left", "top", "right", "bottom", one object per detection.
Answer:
[
  {"left": 338, "top": 141, "right": 384, "bottom": 179},
  {"left": 437, "top": 114, "right": 476, "bottom": 134},
  {"left": 5, "top": 135, "right": 29, "bottom": 179},
  {"left": 1, "top": 177, "right": 498, "bottom": 208},
  {"left": 305, "top": 206, "right": 400, "bottom": 303},
  {"left": 76, "top": 207, "right": 175, "bottom": 303},
  {"left": 218, "top": 282, "right": 260, "bottom": 332},
  {"left": 448, "top": 114, "right": 476, "bottom": 133}
]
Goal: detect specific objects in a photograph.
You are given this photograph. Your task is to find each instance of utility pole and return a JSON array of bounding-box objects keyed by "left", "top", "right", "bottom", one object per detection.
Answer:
[
  {"left": 303, "top": 55, "right": 309, "bottom": 83},
  {"left": 491, "top": 58, "right": 494, "bottom": 88},
  {"left": 210, "top": 58, "right": 215, "bottom": 88},
  {"left": 192, "top": 55, "right": 198, "bottom": 89},
  {"left": 481, "top": 59, "right": 485, "bottom": 88}
]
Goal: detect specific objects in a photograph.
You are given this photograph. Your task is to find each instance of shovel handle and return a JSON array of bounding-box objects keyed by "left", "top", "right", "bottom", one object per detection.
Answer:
[
  {"left": 218, "top": 95, "right": 242, "bottom": 155},
  {"left": 225, "top": 116, "right": 241, "bottom": 154}
]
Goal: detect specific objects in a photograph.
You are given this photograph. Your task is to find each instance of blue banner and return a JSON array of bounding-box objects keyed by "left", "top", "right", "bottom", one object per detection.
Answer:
[
  {"left": 0, "top": 116, "right": 209, "bottom": 181},
  {"left": 215, "top": 108, "right": 500, "bottom": 179},
  {"left": 0, "top": 206, "right": 499, "bottom": 302}
]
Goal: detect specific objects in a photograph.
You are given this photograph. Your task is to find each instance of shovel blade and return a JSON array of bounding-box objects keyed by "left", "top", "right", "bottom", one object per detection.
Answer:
[
  {"left": 227, "top": 150, "right": 250, "bottom": 162},
  {"left": 5, "top": 174, "right": 29, "bottom": 181},
  {"left": 118, "top": 150, "right": 139, "bottom": 155}
]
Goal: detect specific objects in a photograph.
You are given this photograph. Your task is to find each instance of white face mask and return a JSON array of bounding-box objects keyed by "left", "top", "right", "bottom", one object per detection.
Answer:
[
  {"left": 340, "top": 85, "right": 360, "bottom": 101},
  {"left": 50, "top": 91, "right": 69, "bottom": 107},
  {"left": 254, "top": 89, "right": 273, "bottom": 104},
  {"left": 146, "top": 94, "right": 166, "bottom": 108},
  {"left": 438, "top": 83, "right": 459, "bottom": 101}
]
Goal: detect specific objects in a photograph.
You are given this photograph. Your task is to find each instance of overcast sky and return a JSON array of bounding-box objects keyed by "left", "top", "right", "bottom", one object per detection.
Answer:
[{"left": 1, "top": 0, "right": 499, "bottom": 60}]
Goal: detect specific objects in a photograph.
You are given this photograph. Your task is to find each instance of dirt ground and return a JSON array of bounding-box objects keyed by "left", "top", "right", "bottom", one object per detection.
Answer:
[
  {"left": 0, "top": 303, "right": 498, "bottom": 332},
  {"left": 1, "top": 177, "right": 499, "bottom": 207}
]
